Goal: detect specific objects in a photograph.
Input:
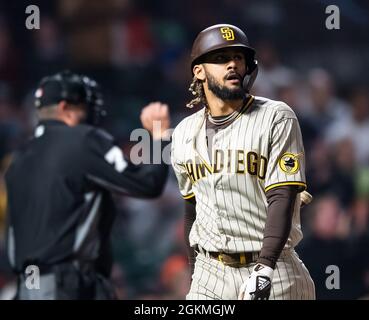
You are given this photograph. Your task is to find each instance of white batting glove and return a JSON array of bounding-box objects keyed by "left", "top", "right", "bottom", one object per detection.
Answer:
[
  {"left": 300, "top": 190, "right": 313, "bottom": 208},
  {"left": 238, "top": 263, "right": 273, "bottom": 300}
]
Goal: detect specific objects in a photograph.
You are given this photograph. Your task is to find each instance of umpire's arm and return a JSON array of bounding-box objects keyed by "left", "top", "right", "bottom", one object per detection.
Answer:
[{"left": 83, "top": 128, "right": 169, "bottom": 198}]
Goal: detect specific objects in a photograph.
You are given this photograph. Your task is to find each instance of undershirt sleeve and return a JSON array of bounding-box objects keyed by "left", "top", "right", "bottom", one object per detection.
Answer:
[{"left": 257, "top": 185, "right": 299, "bottom": 269}]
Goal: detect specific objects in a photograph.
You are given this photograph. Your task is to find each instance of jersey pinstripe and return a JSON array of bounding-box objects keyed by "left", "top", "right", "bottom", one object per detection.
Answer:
[{"left": 171, "top": 95, "right": 306, "bottom": 253}]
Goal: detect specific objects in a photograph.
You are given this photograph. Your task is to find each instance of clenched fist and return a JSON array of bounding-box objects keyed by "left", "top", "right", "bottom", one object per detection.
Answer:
[{"left": 140, "top": 102, "right": 171, "bottom": 140}]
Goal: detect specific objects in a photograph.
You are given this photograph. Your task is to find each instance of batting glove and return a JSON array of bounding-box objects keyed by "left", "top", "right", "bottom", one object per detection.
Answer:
[
  {"left": 238, "top": 263, "right": 273, "bottom": 300},
  {"left": 300, "top": 190, "right": 313, "bottom": 208}
]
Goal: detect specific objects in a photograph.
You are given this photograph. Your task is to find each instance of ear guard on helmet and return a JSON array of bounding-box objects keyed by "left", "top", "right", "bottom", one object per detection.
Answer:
[
  {"left": 243, "top": 60, "right": 258, "bottom": 93},
  {"left": 81, "top": 75, "right": 107, "bottom": 126}
]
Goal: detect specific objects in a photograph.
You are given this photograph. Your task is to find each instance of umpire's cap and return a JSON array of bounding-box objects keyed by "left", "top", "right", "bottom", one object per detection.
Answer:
[
  {"left": 34, "top": 70, "right": 106, "bottom": 126},
  {"left": 190, "top": 24, "right": 258, "bottom": 92}
]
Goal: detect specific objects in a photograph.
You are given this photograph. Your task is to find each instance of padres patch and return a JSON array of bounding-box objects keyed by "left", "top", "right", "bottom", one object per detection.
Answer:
[{"left": 278, "top": 153, "right": 301, "bottom": 174}]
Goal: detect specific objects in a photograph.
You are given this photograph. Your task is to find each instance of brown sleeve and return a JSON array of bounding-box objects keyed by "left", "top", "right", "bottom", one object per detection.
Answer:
[
  {"left": 257, "top": 186, "right": 299, "bottom": 269},
  {"left": 184, "top": 197, "right": 196, "bottom": 275}
]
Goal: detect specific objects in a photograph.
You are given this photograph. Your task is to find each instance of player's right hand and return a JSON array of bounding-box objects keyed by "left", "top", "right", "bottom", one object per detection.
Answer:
[{"left": 140, "top": 102, "right": 171, "bottom": 140}]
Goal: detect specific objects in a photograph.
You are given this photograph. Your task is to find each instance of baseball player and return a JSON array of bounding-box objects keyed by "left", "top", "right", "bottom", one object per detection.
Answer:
[
  {"left": 5, "top": 70, "right": 170, "bottom": 299},
  {"left": 171, "top": 24, "right": 315, "bottom": 300}
]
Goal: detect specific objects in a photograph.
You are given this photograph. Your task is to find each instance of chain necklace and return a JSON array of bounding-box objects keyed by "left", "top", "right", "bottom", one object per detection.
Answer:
[{"left": 207, "top": 108, "right": 240, "bottom": 125}]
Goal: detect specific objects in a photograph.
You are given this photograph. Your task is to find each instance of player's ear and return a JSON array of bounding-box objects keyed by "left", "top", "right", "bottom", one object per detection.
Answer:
[{"left": 193, "top": 64, "right": 206, "bottom": 81}]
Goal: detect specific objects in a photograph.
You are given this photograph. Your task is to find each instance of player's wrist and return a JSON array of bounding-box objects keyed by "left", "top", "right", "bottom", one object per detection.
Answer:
[
  {"left": 257, "top": 256, "right": 277, "bottom": 269},
  {"left": 253, "top": 263, "right": 274, "bottom": 278}
]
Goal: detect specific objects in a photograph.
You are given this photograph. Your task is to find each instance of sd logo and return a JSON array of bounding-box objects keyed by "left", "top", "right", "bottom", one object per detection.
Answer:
[{"left": 220, "top": 27, "right": 235, "bottom": 41}]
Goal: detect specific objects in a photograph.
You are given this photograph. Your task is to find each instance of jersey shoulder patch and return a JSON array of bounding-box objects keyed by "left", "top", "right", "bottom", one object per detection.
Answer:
[{"left": 278, "top": 152, "right": 303, "bottom": 174}]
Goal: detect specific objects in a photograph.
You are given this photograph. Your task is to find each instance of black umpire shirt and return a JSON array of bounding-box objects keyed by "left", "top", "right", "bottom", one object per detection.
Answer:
[{"left": 5, "top": 119, "right": 169, "bottom": 277}]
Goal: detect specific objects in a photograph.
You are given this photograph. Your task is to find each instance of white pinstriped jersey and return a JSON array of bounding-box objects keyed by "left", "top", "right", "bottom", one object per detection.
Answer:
[{"left": 171, "top": 95, "right": 306, "bottom": 253}]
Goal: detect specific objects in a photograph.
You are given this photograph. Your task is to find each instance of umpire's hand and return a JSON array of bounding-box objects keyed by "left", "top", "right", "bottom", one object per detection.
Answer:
[
  {"left": 140, "top": 102, "right": 171, "bottom": 140},
  {"left": 238, "top": 263, "right": 274, "bottom": 300}
]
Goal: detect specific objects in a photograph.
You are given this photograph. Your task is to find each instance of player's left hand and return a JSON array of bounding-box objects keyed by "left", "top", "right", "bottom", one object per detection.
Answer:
[
  {"left": 238, "top": 263, "right": 273, "bottom": 300},
  {"left": 300, "top": 190, "right": 313, "bottom": 208}
]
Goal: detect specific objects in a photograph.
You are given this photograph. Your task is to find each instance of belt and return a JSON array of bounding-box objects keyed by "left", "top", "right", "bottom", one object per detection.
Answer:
[{"left": 195, "top": 245, "right": 259, "bottom": 268}]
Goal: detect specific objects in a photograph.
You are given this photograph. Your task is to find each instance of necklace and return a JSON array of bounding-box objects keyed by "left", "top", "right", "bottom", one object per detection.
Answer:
[
  {"left": 207, "top": 108, "right": 240, "bottom": 125},
  {"left": 207, "top": 95, "right": 250, "bottom": 126}
]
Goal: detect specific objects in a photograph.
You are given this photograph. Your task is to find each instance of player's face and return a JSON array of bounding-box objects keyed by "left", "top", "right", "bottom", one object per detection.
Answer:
[{"left": 202, "top": 48, "right": 247, "bottom": 100}]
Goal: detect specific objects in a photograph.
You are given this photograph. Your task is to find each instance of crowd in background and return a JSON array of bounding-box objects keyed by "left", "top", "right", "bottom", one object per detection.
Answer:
[{"left": 0, "top": 0, "right": 368, "bottom": 299}]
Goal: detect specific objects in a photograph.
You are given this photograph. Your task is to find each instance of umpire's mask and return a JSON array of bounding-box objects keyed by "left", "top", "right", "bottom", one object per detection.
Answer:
[{"left": 34, "top": 70, "right": 107, "bottom": 126}]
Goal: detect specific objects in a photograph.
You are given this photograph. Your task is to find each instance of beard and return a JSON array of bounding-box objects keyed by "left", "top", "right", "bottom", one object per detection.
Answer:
[{"left": 206, "top": 71, "right": 245, "bottom": 101}]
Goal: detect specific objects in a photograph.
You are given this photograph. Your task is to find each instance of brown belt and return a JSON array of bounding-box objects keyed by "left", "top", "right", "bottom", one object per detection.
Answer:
[{"left": 195, "top": 246, "right": 259, "bottom": 268}]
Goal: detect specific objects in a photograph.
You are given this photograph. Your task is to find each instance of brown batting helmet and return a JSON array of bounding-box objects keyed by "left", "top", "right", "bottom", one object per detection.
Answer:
[{"left": 190, "top": 24, "right": 258, "bottom": 92}]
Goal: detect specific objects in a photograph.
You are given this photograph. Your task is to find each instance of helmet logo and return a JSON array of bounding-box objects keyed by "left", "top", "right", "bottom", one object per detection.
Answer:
[{"left": 220, "top": 27, "right": 235, "bottom": 41}]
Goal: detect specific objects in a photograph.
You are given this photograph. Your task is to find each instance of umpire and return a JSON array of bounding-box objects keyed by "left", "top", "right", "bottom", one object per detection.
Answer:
[{"left": 4, "top": 71, "right": 170, "bottom": 299}]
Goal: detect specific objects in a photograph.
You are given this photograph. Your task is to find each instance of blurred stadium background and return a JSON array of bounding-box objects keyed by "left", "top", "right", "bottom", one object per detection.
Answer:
[{"left": 0, "top": 0, "right": 369, "bottom": 299}]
